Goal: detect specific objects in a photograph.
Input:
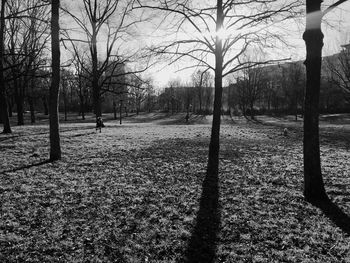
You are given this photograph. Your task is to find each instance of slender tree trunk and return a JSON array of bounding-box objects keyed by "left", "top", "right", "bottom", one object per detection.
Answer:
[
  {"left": 303, "top": 0, "right": 327, "bottom": 203},
  {"left": 15, "top": 93, "right": 24, "bottom": 125},
  {"left": 250, "top": 102, "right": 254, "bottom": 120},
  {"left": 63, "top": 90, "right": 67, "bottom": 121},
  {"left": 119, "top": 100, "right": 123, "bottom": 125},
  {"left": 79, "top": 95, "right": 85, "bottom": 120},
  {"left": 42, "top": 96, "right": 49, "bottom": 115},
  {"left": 0, "top": 0, "right": 11, "bottom": 133},
  {"left": 8, "top": 98, "right": 12, "bottom": 117},
  {"left": 28, "top": 97, "right": 35, "bottom": 124},
  {"left": 49, "top": 0, "right": 61, "bottom": 161},
  {"left": 91, "top": 30, "right": 101, "bottom": 121},
  {"left": 207, "top": 0, "right": 223, "bottom": 177}
]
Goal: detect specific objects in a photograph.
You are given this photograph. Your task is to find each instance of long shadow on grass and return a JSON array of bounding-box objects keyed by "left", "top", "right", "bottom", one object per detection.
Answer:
[
  {"left": 0, "top": 159, "right": 50, "bottom": 174},
  {"left": 314, "top": 199, "right": 350, "bottom": 235},
  {"left": 183, "top": 170, "right": 220, "bottom": 263}
]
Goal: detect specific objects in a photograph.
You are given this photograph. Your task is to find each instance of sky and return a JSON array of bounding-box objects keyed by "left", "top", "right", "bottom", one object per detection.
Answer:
[{"left": 60, "top": 0, "right": 350, "bottom": 90}]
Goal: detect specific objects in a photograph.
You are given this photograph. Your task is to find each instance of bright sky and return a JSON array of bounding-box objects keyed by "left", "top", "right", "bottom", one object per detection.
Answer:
[{"left": 60, "top": 0, "right": 350, "bottom": 89}]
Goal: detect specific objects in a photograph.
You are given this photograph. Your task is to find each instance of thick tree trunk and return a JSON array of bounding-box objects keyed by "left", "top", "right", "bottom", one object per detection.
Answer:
[
  {"left": 207, "top": 0, "right": 223, "bottom": 177},
  {"left": 303, "top": 0, "right": 328, "bottom": 203},
  {"left": 0, "top": 0, "right": 11, "bottom": 133},
  {"left": 49, "top": 0, "right": 61, "bottom": 161}
]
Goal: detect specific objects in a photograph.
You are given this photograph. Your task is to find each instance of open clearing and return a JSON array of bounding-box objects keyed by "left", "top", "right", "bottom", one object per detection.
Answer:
[{"left": 1, "top": 113, "right": 350, "bottom": 262}]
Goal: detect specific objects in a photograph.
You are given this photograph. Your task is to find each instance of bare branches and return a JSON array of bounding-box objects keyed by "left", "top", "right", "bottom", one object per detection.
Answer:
[
  {"left": 135, "top": 0, "right": 302, "bottom": 79},
  {"left": 323, "top": 0, "right": 350, "bottom": 16}
]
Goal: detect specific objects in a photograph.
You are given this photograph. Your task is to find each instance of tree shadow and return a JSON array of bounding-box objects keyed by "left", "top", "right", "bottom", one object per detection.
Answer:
[
  {"left": 183, "top": 170, "right": 220, "bottom": 263},
  {"left": 313, "top": 198, "right": 350, "bottom": 235},
  {"left": 0, "top": 159, "right": 50, "bottom": 174}
]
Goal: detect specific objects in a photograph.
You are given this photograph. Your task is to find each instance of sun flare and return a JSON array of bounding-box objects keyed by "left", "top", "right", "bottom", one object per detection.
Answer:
[{"left": 216, "top": 28, "right": 230, "bottom": 40}]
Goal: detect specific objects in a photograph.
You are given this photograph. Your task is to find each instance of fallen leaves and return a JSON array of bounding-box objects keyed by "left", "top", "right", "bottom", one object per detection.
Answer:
[{"left": 0, "top": 117, "right": 349, "bottom": 262}]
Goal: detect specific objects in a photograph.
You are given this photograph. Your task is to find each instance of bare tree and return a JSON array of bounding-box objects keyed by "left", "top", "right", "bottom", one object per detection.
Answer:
[
  {"left": 324, "top": 45, "right": 350, "bottom": 103},
  {"left": 281, "top": 62, "right": 304, "bottom": 120},
  {"left": 236, "top": 63, "right": 267, "bottom": 119},
  {"left": 192, "top": 69, "right": 212, "bottom": 114},
  {"left": 5, "top": 0, "right": 50, "bottom": 125},
  {"left": 62, "top": 0, "right": 143, "bottom": 122},
  {"left": 303, "top": 0, "right": 349, "bottom": 204},
  {"left": 134, "top": 0, "right": 301, "bottom": 179},
  {"left": 49, "top": 0, "right": 61, "bottom": 161},
  {"left": 71, "top": 48, "right": 90, "bottom": 120}
]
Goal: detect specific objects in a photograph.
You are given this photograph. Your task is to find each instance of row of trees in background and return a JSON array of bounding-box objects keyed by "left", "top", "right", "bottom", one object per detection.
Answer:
[
  {"left": 156, "top": 53, "right": 349, "bottom": 118},
  {"left": 2, "top": 51, "right": 349, "bottom": 125}
]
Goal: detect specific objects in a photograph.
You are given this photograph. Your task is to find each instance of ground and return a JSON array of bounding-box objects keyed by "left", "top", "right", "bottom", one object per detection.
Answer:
[{"left": 0, "top": 113, "right": 350, "bottom": 262}]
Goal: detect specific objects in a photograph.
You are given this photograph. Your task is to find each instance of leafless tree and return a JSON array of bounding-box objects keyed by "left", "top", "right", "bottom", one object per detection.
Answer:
[
  {"left": 324, "top": 46, "right": 350, "bottom": 103},
  {"left": 236, "top": 63, "right": 267, "bottom": 119},
  {"left": 134, "top": 0, "right": 302, "bottom": 180},
  {"left": 62, "top": 0, "right": 147, "bottom": 122},
  {"left": 303, "top": 0, "right": 349, "bottom": 204},
  {"left": 281, "top": 62, "right": 305, "bottom": 120},
  {"left": 5, "top": 0, "right": 50, "bottom": 125},
  {"left": 192, "top": 69, "right": 212, "bottom": 114}
]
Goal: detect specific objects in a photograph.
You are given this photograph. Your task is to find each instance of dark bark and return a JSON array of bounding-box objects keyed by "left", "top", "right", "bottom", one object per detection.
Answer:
[
  {"left": 49, "top": 0, "right": 61, "bottom": 161},
  {"left": 207, "top": 0, "right": 223, "bottom": 177},
  {"left": 91, "top": 30, "right": 101, "bottom": 121},
  {"left": 79, "top": 95, "right": 85, "bottom": 120},
  {"left": 15, "top": 93, "right": 24, "bottom": 125},
  {"left": 8, "top": 99, "right": 12, "bottom": 117},
  {"left": 119, "top": 100, "right": 123, "bottom": 125},
  {"left": 28, "top": 97, "right": 35, "bottom": 124},
  {"left": 42, "top": 96, "right": 48, "bottom": 115},
  {"left": 303, "top": 0, "right": 328, "bottom": 203},
  {"left": 0, "top": 0, "right": 11, "bottom": 133}
]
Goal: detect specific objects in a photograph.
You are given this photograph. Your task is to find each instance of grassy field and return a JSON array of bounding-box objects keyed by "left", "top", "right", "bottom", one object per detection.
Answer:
[{"left": 1, "top": 113, "right": 350, "bottom": 262}]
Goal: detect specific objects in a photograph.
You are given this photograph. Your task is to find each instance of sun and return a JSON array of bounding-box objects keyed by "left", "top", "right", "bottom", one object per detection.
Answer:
[{"left": 216, "top": 28, "right": 230, "bottom": 40}]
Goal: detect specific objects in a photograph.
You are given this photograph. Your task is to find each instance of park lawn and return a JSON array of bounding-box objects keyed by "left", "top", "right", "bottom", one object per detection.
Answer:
[{"left": 0, "top": 115, "right": 350, "bottom": 262}]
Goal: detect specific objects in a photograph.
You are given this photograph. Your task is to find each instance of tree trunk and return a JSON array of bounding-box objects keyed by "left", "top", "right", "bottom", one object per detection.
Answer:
[
  {"left": 0, "top": 0, "right": 11, "bottom": 133},
  {"left": 91, "top": 29, "right": 101, "bottom": 121},
  {"left": 49, "top": 0, "right": 61, "bottom": 161},
  {"left": 250, "top": 102, "right": 254, "bottom": 120},
  {"left": 42, "top": 96, "right": 49, "bottom": 115},
  {"left": 8, "top": 98, "right": 12, "bottom": 117},
  {"left": 79, "top": 95, "right": 85, "bottom": 120},
  {"left": 207, "top": 0, "right": 223, "bottom": 177},
  {"left": 119, "top": 100, "right": 123, "bottom": 125},
  {"left": 28, "top": 97, "right": 35, "bottom": 124},
  {"left": 15, "top": 93, "right": 24, "bottom": 125},
  {"left": 63, "top": 92, "right": 67, "bottom": 121},
  {"left": 303, "top": 0, "right": 328, "bottom": 203}
]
